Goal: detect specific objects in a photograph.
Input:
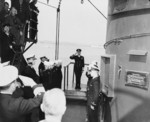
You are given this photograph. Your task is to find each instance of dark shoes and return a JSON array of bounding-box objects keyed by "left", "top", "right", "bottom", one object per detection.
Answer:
[{"left": 75, "top": 87, "right": 81, "bottom": 90}]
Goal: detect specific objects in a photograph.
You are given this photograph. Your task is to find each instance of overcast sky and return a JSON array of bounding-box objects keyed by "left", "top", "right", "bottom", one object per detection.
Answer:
[
  {"left": 6, "top": 0, "right": 108, "bottom": 46},
  {"left": 37, "top": 0, "right": 108, "bottom": 46}
]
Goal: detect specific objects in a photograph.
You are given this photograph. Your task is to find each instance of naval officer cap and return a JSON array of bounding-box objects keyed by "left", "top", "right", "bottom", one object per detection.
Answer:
[
  {"left": 26, "top": 54, "right": 37, "bottom": 60},
  {"left": 76, "top": 48, "right": 82, "bottom": 52},
  {"left": 0, "top": 65, "right": 18, "bottom": 87},
  {"left": 89, "top": 61, "right": 99, "bottom": 71},
  {"left": 40, "top": 56, "right": 49, "bottom": 61}
]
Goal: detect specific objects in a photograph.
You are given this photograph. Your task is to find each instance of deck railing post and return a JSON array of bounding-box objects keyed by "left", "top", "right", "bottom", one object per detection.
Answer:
[
  {"left": 67, "top": 65, "right": 69, "bottom": 89},
  {"left": 63, "top": 66, "right": 66, "bottom": 91}
]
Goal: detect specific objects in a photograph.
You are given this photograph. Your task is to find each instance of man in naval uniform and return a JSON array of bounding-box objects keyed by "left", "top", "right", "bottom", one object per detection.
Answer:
[
  {"left": 86, "top": 61, "right": 101, "bottom": 122},
  {"left": 70, "top": 48, "right": 84, "bottom": 90}
]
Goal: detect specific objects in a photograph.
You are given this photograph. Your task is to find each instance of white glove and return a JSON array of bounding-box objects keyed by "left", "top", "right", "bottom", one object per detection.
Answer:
[
  {"left": 90, "top": 105, "right": 95, "bottom": 110},
  {"left": 33, "top": 86, "right": 45, "bottom": 96},
  {"left": 19, "top": 75, "right": 36, "bottom": 87}
]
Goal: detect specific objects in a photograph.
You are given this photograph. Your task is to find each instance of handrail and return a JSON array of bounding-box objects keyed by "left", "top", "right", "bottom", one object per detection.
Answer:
[{"left": 63, "top": 62, "right": 89, "bottom": 91}]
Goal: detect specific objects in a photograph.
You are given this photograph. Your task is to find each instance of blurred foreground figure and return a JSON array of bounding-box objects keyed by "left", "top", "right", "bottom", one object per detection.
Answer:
[
  {"left": 39, "top": 88, "right": 66, "bottom": 122},
  {"left": 0, "top": 64, "right": 45, "bottom": 122}
]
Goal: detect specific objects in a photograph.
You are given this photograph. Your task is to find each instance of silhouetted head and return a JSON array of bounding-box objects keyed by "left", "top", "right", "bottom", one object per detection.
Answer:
[{"left": 41, "top": 88, "right": 66, "bottom": 118}]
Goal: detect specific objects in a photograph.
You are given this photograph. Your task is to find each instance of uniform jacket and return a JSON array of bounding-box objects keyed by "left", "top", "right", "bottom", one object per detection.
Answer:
[
  {"left": 38, "top": 62, "right": 45, "bottom": 77},
  {"left": 70, "top": 54, "right": 84, "bottom": 71},
  {"left": 0, "top": 93, "right": 43, "bottom": 122},
  {"left": 42, "top": 69, "right": 53, "bottom": 90},
  {"left": 38, "top": 62, "right": 45, "bottom": 84},
  {"left": 52, "top": 66, "right": 63, "bottom": 88},
  {"left": 87, "top": 76, "right": 101, "bottom": 108}
]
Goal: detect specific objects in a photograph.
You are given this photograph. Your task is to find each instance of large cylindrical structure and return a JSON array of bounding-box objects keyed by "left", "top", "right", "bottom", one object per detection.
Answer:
[{"left": 101, "top": 0, "right": 150, "bottom": 122}]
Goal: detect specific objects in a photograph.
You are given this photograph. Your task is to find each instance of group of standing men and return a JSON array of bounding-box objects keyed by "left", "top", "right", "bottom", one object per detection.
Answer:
[
  {"left": 0, "top": 47, "right": 109, "bottom": 122},
  {"left": 21, "top": 54, "right": 63, "bottom": 90},
  {"left": 0, "top": 63, "right": 66, "bottom": 122},
  {"left": 0, "top": 0, "right": 109, "bottom": 122},
  {"left": 0, "top": 0, "right": 39, "bottom": 63}
]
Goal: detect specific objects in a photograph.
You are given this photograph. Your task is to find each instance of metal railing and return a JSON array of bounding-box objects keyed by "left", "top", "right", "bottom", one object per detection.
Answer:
[{"left": 63, "top": 62, "right": 89, "bottom": 91}]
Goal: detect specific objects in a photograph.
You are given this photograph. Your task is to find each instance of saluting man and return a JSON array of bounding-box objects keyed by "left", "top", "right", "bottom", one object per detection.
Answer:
[
  {"left": 70, "top": 48, "right": 84, "bottom": 90},
  {"left": 0, "top": 64, "right": 45, "bottom": 122},
  {"left": 86, "top": 61, "right": 101, "bottom": 122}
]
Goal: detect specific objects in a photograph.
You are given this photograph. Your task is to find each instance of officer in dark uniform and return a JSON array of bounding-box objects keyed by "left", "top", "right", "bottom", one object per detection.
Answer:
[
  {"left": 86, "top": 61, "right": 101, "bottom": 122},
  {"left": 70, "top": 49, "right": 84, "bottom": 90},
  {"left": 52, "top": 60, "right": 63, "bottom": 89},
  {"left": 42, "top": 61, "right": 55, "bottom": 90},
  {"left": 38, "top": 56, "right": 49, "bottom": 83}
]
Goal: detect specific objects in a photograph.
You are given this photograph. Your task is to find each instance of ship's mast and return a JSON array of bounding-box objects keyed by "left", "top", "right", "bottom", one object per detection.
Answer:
[{"left": 55, "top": 0, "right": 62, "bottom": 60}]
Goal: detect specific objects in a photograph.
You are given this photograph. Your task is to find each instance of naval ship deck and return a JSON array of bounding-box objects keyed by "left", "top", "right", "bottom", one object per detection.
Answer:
[{"left": 62, "top": 62, "right": 88, "bottom": 122}]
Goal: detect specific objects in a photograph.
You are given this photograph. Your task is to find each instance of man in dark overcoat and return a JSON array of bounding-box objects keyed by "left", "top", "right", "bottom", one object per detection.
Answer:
[
  {"left": 42, "top": 61, "right": 55, "bottom": 90},
  {"left": 86, "top": 61, "right": 101, "bottom": 122},
  {"left": 54, "top": 60, "right": 63, "bottom": 88}
]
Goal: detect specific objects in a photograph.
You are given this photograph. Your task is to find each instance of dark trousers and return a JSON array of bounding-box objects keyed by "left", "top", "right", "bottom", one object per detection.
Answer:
[
  {"left": 87, "top": 106, "right": 99, "bottom": 122},
  {"left": 75, "top": 70, "right": 82, "bottom": 89}
]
